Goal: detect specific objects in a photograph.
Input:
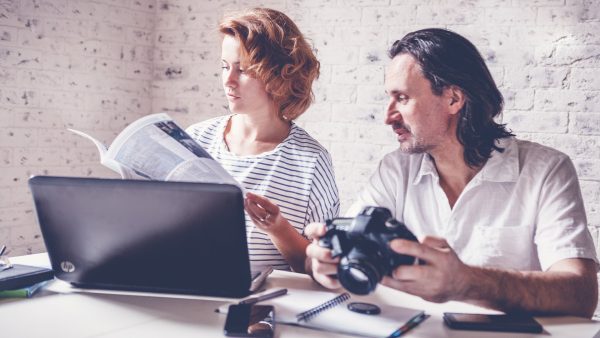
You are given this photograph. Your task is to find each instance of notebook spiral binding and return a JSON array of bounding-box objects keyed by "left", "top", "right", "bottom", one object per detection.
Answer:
[{"left": 296, "top": 292, "right": 351, "bottom": 322}]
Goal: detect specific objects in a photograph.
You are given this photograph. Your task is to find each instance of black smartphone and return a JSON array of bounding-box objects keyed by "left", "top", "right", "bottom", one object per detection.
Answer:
[
  {"left": 443, "top": 312, "right": 543, "bottom": 333},
  {"left": 224, "top": 304, "right": 275, "bottom": 338}
]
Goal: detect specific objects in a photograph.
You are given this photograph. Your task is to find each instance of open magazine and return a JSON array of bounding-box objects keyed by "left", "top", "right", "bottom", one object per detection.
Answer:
[{"left": 69, "top": 113, "right": 239, "bottom": 187}]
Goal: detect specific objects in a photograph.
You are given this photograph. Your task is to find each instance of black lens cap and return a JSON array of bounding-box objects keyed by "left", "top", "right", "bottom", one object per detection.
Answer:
[{"left": 347, "top": 302, "right": 381, "bottom": 315}]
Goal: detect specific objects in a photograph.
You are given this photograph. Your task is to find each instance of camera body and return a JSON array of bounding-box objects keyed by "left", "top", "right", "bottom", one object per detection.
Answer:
[{"left": 318, "top": 206, "right": 419, "bottom": 295}]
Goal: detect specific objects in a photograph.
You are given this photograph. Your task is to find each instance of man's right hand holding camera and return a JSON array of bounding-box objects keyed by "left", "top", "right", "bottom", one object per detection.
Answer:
[
  {"left": 304, "top": 221, "right": 471, "bottom": 302},
  {"left": 304, "top": 222, "right": 341, "bottom": 289}
]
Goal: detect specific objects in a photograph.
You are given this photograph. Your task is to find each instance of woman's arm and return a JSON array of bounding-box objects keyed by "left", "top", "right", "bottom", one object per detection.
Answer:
[{"left": 245, "top": 192, "right": 310, "bottom": 273}]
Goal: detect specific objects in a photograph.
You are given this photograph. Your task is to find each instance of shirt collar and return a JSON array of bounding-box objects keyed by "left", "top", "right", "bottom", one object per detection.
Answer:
[
  {"left": 413, "top": 153, "right": 438, "bottom": 185},
  {"left": 479, "top": 137, "right": 519, "bottom": 183},
  {"left": 412, "top": 137, "right": 519, "bottom": 185}
]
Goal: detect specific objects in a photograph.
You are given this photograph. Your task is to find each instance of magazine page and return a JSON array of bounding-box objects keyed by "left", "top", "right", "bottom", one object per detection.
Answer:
[
  {"left": 105, "top": 113, "right": 238, "bottom": 186},
  {"left": 68, "top": 128, "right": 142, "bottom": 179}
]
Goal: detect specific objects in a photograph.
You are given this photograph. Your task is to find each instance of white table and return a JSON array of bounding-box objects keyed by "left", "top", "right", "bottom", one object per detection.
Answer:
[{"left": 1, "top": 254, "right": 599, "bottom": 337}]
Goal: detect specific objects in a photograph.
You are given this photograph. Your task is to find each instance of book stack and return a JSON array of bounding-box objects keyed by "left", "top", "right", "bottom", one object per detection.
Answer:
[
  {"left": 0, "top": 281, "right": 48, "bottom": 298},
  {"left": 0, "top": 264, "right": 54, "bottom": 299}
]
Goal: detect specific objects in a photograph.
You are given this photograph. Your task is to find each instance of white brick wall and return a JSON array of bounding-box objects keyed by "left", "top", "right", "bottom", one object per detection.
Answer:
[
  {"left": 0, "top": 0, "right": 155, "bottom": 256},
  {"left": 1, "top": 0, "right": 599, "bottom": 267}
]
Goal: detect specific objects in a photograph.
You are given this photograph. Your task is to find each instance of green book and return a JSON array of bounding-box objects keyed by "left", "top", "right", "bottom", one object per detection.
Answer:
[{"left": 0, "top": 281, "right": 47, "bottom": 298}]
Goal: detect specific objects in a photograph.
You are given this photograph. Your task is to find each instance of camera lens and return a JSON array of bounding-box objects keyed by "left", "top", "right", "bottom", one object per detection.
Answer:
[
  {"left": 338, "top": 260, "right": 380, "bottom": 295},
  {"left": 337, "top": 250, "right": 384, "bottom": 295}
]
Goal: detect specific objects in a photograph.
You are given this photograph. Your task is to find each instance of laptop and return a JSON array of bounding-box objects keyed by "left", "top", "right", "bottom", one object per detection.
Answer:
[{"left": 29, "top": 176, "right": 267, "bottom": 298}]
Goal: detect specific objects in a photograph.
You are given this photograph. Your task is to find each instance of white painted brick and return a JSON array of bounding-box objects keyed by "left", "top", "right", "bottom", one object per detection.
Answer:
[
  {"left": 356, "top": 124, "right": 397, "bottom": 145},
  {"left": 0, "top": 187, "right": 11, "bottom": 207},
  {"left": 504, "top": 111, "right": 568, "bottom": 133},
  {"left": 9, "top": 223, "right": 42, "bottom": 247},
  {"left": 362, "top": 6, "right": 417, "bottom": 25},
  {"left": 332, "top": 103, "right": 385, "bottom": 124},
  {"left": 0, "top": 88, "right": 38, "bottom": 107},
  {"left": 483, "top": 6, "right": 538, "bottom": 25},
  {"left": 11, "top": 108, "right": 65, "bottom": 128},
  {"left": 571, "top": 68, "right": 600, "bottom": 90},
  {"left": 315, "top": 44, "right": 358, "bottom": 65},
  {"left": 501, "top": 88, "right": 535, "bottom": 110},
  {"left": 330, "top": 142, "right": 385, "bottom": 165},
  {"left": 303, "top": 122, "right": 355, "bottom": 142},
  {"left": 299, "top": 103, "right": 332, "bottom": 122},
  {"left": 534, "top": 90, "right": 597, "bottom": 112},
  {"left": 321, "top": 84, "right": 357, "bottom": 104},
  {"left": 573, "top": 159, "right": 600, "bottom": 180},
  {"left": 0, "top": 47, "right": 43, "bottom": 69},
  {"left": 0, "top": 25, "right": 18, "bottom": 46},
  {"left": 416, "top": 6, "right": 478, "bottom": 25},
  {"left": 540, "top": 45, "right": 600, "bottom": 67},
  {"left": 20, "top": 0, "right": 69, "bottom": 18},
  {"left": 0, "top": 128, "right": 37, "bottom": 147},
  {"left": 524, "top": 133, "right": 600, "bottom": 159},
  {"left": 504, "top": 67, "right": 569, "bottom": 89},
  {"left": 0, "top": 148, "right": 11, "bottom": 166},
  {"left": 130, "top": 0, "right": 156, "bottom": 12},
  {"left": 571, "top": 113, "right": 600, "bottom": 135},
  {"left": 331, "top": 65, "right": 384, "bottom": 85},
  {"left": 588, "top": 205, "right": 600, "bottom": 228},
  {"left": 358, "top": 45, "right": 390, "bottom": 65},
  {"left": 334, "top": 26, "right": 388, "bottom": 47},
  {"left": 537, "top": 6, "right": 586, "bottom": 25},
  {"left": 581, "top": 181, "right": 600, "bottom": 206},
  {"left": 357, "top": 85, "right": 388, "bottom": 105}
]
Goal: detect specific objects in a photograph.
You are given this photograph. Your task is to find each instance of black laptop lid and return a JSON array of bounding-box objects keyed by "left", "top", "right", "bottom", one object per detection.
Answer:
[{"left": 29, "top": 176, "right": 252, "bottom": 297}]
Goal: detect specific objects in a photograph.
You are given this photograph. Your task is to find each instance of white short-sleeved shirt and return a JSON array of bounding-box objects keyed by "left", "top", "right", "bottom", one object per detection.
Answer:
[
  {"left": 187, "top": 115, "right": 340, "bottom": 272},
  {"left": 348, "top": 137, "right": 598, "bottom": 271}
]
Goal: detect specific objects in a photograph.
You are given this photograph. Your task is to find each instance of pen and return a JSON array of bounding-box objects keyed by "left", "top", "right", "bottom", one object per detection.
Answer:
[
  {"left": 0, "top": 245, "right": 6, "bottom": 256},
  {"left": 239, "top": 288, "right": 288, "bottom": 305},
  {"left": 388, "top": 312, "right": 429, "bottom": 337}
]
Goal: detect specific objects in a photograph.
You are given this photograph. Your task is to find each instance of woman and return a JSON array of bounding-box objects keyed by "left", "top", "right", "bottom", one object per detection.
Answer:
[{"left": 186, "top": 8, "right": 339, "bottom": 273}]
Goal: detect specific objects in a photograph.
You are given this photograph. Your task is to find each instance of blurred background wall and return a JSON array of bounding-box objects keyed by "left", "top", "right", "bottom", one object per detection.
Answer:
[{"left": 1, "top": 0, "right": 599, "bottom": 269}]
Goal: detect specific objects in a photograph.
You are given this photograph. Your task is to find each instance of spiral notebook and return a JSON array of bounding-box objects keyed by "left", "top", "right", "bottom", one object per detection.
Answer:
[{"left": 218, "top": 288, "right": 424, "bottom": 337}]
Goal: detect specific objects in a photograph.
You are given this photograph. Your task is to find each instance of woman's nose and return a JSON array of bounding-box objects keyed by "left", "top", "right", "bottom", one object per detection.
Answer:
[{"left": 223, "top": 69, "right": 238, "bottom": 88}]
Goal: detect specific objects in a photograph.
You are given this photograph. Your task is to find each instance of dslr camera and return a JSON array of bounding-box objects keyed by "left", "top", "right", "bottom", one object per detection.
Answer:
[{"left": 318, "top": 206, "right": 419, "bottom": 295}]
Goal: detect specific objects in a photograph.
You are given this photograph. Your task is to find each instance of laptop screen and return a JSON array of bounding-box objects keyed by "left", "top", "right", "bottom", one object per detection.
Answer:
[{"left": 29, "top": 176, "right": 252, "bottom": 297}]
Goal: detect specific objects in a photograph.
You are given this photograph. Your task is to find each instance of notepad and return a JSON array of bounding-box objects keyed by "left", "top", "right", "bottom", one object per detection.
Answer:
[{"left": 218, "top": 288, "right": 424, "bottom": 337}]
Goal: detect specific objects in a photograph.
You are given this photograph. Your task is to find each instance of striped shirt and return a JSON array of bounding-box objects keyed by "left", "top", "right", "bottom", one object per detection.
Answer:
[{"left": 186, "top": 115, "right": 340, "bottom": 272}]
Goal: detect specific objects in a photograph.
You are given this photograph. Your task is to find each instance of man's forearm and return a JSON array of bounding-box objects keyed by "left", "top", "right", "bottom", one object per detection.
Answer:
[{"left": 462, "top": 260, "right": 598, "bottom": 317}]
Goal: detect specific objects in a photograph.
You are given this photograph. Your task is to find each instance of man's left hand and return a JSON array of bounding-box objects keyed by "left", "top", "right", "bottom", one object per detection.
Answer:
[{"left": 382, "top": 236, "right": 473, "bottom": 303}]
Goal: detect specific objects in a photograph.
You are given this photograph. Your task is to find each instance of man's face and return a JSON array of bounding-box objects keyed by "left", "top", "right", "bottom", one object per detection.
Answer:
[{"left": 384, "top": 53, "right": 457, "bottom": 154}]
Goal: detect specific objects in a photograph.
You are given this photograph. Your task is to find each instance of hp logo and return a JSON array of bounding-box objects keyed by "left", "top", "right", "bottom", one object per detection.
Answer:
[{"left": 60, "top": 261, "right": 75, "bottom": 273}]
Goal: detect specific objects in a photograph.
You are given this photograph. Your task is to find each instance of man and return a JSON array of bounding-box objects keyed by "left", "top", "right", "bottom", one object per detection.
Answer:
[{"left": 305, "top": 28, "right": 599, "bottom": 317}]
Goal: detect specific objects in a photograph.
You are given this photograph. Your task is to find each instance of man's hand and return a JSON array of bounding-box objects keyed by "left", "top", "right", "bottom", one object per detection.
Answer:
[
  {"left": 304, "top": 222, "right": 341, "bottom": 289},
  {"left": 382, "top": 236, "right": 473, "bottom": 303}
]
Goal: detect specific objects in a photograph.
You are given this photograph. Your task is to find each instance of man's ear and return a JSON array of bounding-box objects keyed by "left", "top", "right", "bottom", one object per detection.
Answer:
[{"left": 447, "top": 86, "right": 465, "bottom": 115}]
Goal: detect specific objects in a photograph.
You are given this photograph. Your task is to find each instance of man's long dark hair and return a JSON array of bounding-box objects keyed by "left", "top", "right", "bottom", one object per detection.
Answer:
[{"left": 389, "top": 28, "right": 514, "bottom": 168}]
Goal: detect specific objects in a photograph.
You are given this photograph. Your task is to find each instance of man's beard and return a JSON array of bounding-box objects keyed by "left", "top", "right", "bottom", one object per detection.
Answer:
[{"left": 392, "top": 122, "right": 432, "bottom": 154}]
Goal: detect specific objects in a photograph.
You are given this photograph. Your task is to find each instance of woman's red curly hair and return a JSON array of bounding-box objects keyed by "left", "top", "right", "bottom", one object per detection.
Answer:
[{"left": 219, "top": 8, "right": 320, "bottom": 120}]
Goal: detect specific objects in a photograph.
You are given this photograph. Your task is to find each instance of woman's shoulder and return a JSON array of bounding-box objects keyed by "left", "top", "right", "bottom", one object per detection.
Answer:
[
  {"left": 186, "top": 115, "right": 230, "bottom": 140},
  {"left": 283, "top": 123, "right": 331, "bottom": 158}
]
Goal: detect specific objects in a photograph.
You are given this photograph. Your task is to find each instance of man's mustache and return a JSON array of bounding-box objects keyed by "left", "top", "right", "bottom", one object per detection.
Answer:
[{"left": 391, "top": 122, "right": 411, "bottom": 132}]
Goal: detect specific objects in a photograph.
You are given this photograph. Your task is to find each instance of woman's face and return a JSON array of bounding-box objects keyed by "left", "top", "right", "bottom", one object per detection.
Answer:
[{"left": 221, "top": 35, "right": 274, "bottom": 116}]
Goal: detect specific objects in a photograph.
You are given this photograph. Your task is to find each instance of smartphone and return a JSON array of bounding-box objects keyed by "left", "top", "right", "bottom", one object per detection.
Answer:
[
  {"left": 443, "top": 312, "right": 543, "bottom": 333},
  {"left": 224, "top": 304, "right": 275, "bottom": 338}
]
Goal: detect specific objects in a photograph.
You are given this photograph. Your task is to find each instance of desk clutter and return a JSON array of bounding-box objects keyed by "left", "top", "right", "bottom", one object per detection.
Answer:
[
  {"left": 218, "top": 288, "right": 425, "bottom": 337},
  {"left": 0, "top": 264, "right": 54, "bottom": 298}
]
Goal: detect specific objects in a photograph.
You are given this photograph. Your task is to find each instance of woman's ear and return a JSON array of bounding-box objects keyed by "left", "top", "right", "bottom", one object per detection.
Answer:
[{"left": 447, "top": 86, "right": 465, "bottom": 115}]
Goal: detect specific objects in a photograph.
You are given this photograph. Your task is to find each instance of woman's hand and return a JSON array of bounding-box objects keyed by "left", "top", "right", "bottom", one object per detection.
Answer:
[
  {"left": 245, "top": 192, "right": 310, "bottom": 272},
  {"left": 244, "top": 192, "right": 286, "bottom": 235}
]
